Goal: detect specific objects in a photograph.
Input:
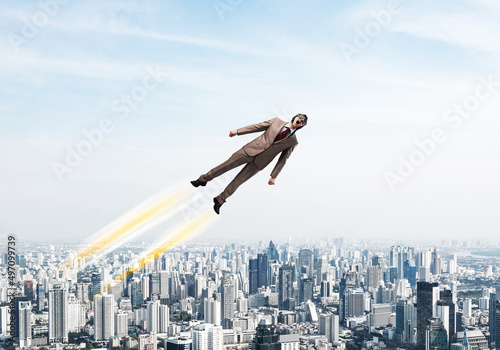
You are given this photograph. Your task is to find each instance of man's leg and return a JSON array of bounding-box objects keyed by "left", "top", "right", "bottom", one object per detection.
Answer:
[
  {"left": 198, "top": 148, "right": 252, "bottom": 182},
  {"left": 215, "top": 161, "right": 261, "bottom": 204}
]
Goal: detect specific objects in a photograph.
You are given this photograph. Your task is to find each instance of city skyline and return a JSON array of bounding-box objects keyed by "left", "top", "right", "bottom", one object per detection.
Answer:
[
  {"left": 2, "top": 237, "right": 500, "bottom": 349},
  {"left": 1, "top": 0, "right": 499, "bottom": 243}
]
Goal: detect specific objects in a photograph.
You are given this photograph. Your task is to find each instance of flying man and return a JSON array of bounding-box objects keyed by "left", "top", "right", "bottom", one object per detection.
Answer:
[{"left": 191, "top": 114, "right": 308, "bottom": 214}]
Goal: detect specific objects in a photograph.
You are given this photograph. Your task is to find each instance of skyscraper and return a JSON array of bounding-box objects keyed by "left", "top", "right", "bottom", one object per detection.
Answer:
[
  {"left": 417, "top": 281, "right": 439, "bottom": 350},
  {"left": 426, "top": 317, "right": 448, "bottom": 350},
  {"left": 403, "top": 260, "right": 417, "bottom": 288},
  {"left": 75, "top": 282, "right": 89, "bottom": 304},
  {"left": 319, "top": 312, "right": 339, "bottom": 343},
  {"left": 253, "top": 319, "right": 280, "bottom": 350},
  {"left": 249, "top": 253, "right": 268, "bottom": 295},
  {"left": 192, "top": 323, "right": 223, "bottom": 350},
  {"left": 150, "top": 272, "right": 160, "bottom": 300},
  {"left": 489, "top": 291, "right": 500, "bottom": 349},
  {"left": 159, "top": 271, "right": 170, "bottom": 299},
  {"left": 332, "top": 313, "right": 340, "bottom": 343},
  {"left": 389, "top": 246, "right": 414, "bottom": 280},
  {"left": 159, "top": 304, "right": 170, "bottom": 333},
  {"left": 267, "top": 241, "right": 279, "bottom": 261},
  {"left": 439, "top": 287, "right": 457, "bottom": 346},
  {"left": 68, "top": 294, "right": 85, "bottom": 333},
  {"left": 298, "top": 249, "right": 313, "bottom": 277},
  {"left": 36, "top": 283, "right": 45, "bottom": 311},
  {"left": 436, "top": 302, "right": 450, "bottom": 346},
  {"left": 115, "top": 312, "right": 128, "bottom": 338},
  {"left": 221, "top": 275, "right": 235, "bottom": 323},
  {"left": 142, "top": 274, "right": 150, "bottom": 301},
  {"left": 395, "top": 299, "right": 416, "bottom": 344},
  {"left": 90, "top": 272, "right": 101, "bottom": 299},
  {"left": 204, "top": 298, "right": 221, "bottom": 326},
  {"left": 257, "top": 253, "right": 268, "bottom": 290},
  {"left": 451, "top": 330, "right": 472, "bottom": 350},
  {"left": 279, "top": 262, "right": 295, "bottom": 310},
  {"left": 345, "top": 288, "right": 366, "bottom": 318},
  {"left": 249, "top": 258, "right": 259, "bottom": 295},
  {"left": 16, "top": 298, "right": 32, "bottom": 348},
  {"left": 339, "top": 268, "right": 361, "bottom": 323},
  {"left": 0, "top": 306, "right": 8, "bottom": 338},
  {"left": 49, "top": 282, "right": 68, "bottom": 343},
  {"left": 299, "top": 276, "right": 314, "bottom": 303},
  {"left": 147, "top": 300, "right": 160, "bottom": 332},
  {"left": 94, "top": 294, "right": 114, "bottom": 341},
  {"left": 23, "top": 280, "right": 34, "bottom": 301},
  {"left": 365, "top": 265, "right": 383, "bottom": 292},
  {"left": 430, "top": 248, "right": 441, "bottom": 275},
  {"left": 463, "top": 298, "right": 472, "bottom": 318},
  {"left": 129, "top": 277, "right": 143, "bottom": 308}
]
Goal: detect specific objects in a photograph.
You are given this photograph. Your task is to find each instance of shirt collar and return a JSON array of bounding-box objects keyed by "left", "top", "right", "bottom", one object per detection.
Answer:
[{"left": 285, "top": 122, "right": 297, "bottom": 134}]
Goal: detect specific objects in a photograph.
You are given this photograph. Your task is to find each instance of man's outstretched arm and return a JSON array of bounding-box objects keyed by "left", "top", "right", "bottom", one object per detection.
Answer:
[
  {"left": 235, "top": 118, "right": 274, "bottom": 136},
  {"left": 268, "top": 145, "right": 297, "bottom": 185}
]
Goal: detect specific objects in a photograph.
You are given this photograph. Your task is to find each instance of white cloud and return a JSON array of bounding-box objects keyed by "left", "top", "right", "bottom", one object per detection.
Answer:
[{"left": 392, "top": 1, "right": 500, "bottom": 52}]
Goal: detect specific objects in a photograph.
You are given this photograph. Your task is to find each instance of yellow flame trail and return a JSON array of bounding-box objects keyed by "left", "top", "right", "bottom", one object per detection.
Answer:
[
  {"left": 62, "top": 186, "right": 192, "bottom": 268},
  {"left": 103, "top": 208, "right": 215, "bottom": 293}
]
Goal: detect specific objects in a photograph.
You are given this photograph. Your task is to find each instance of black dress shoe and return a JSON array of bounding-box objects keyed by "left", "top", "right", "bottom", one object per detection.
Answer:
[
  {"left": 191, "top": 179, "right": 207, "bottom": 187},
  {"left": 213, "top": 198, "right": 223, "bottom": 215}
]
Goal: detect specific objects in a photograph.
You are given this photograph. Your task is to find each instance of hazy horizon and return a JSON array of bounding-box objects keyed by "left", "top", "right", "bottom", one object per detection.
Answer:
[{"left": 1, "top": 0, "right": 499, "bottom": 243}]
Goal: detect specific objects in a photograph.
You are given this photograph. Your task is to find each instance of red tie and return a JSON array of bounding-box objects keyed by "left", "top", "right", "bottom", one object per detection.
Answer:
[{"left": 274, "top": 127, "right": 290, "bottom": 142}]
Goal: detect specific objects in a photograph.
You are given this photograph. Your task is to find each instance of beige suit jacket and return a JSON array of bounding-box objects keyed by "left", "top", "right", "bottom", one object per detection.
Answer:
[{"left": 236, "top": 117, "right": 298, "bottom": 179}]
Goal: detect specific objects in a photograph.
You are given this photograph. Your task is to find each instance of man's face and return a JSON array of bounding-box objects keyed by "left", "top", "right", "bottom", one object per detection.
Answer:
[{"left": 292, "top": 117, "right": 304, "bottom": 129}]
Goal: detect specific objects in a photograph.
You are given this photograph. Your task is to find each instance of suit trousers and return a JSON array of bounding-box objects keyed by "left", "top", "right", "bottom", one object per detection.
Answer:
[{"left": 198, "top": 148, "right": 261, "bottom": 203}]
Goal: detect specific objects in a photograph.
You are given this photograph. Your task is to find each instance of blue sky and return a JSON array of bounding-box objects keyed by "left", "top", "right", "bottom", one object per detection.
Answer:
[{"left": 1, "top": 0, "right": 499, "bottom": 243}]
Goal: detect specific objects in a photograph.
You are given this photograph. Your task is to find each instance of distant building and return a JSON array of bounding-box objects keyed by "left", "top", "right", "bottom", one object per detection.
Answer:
[
  {"left": 48, "top": 282, "right": 68, "bottom": 343},
  {"left": 299, "top": 276, "right": 314, "bottom": 303},
  {"left": 453, "top": 330, "right": 489, "bottom": 350},
  {"left": 403, "top": 260, "right": 417, "bottom": 288},
  {"left": 94, "top": 293, "right": 114, "bottom": 341},
  {"left": 365, "top": 266, "right": 382, "bottom": 292},
  {"left": 319, "top": 313, "right": 339, "bottom": 343},
  {"left": 267, "top": 241, "right": 280, "bottom": 261},
  {"left": 204, "top": 298, "right": 221, "bottom": 326},
  {"left": 139, "top": 331, "right": 157, "bottom": 350},
  {"left": 249, "top": 253, "right": 268, "bottom": 295},
  {"left": 451, "top": 329, "right": 472, "bottom": 350},
  {"left": 489, "top": 291, "right": 500, "bottom": 349},
  {"left": 369, "top": 303, "right": 392, "bottom": 331},
  {"left": 417, "top": 281, "right": 439, "bottom": 350},
  {"left": 16, "top": 298, "right": 32, "bottom": 348},
  {"left": 192, "top": 323, "right": 223, "bottom": 350},
  {"left": 345, "top": 288, "right": 365, "bottom": 318},
  {"left": 278, "top": 263, "right": 295, "bottom": 311},
  {"left": 129, "top": 277, "right": 144, "bottom": 308},
  {"left": 115, "top": 312, "right": 128, "bottom": 338},
  {"left": 147, "top": 300, "right": 160, "bottom": 332},
  {"left": 166, "top": 336, "right": 192, "bottom": 350},
  {"left": 395, "top": 298, "right": 416, "bottom": 344},
  {"left": 439, "top": 288, "right": 457, "bottom": 345},
  {"left": 339, "top": 267, "right": 361, "bottom": 323},
  {"left": 298, "top": 249, "right": 314, "bottom": 277},
  {"left": 221, "top": 275, "right": 236, "bottom": 324},
  {"left": 425, "top": 318, "right": 448, "bottom": 350},
  {"left": 253, "top": 319, "right": 280, "bottom": 350},
  {"left": 279, "top": 334, "right": 300, "bottom": 350}
]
